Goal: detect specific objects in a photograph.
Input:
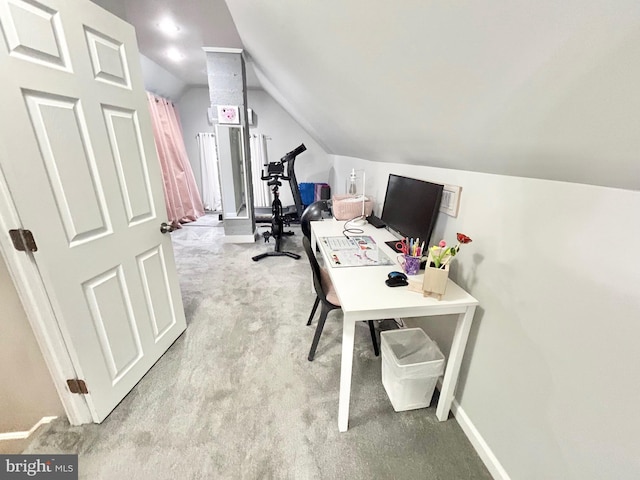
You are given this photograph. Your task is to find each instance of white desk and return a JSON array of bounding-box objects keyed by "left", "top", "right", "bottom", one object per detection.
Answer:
[{"left": 310, "top": 220, "right": 479, "bottom": 432}]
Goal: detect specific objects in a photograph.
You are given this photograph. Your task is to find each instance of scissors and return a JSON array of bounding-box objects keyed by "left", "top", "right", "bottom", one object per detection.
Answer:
[{"left": 395, "top": 239, "right": 409, "bottom": 255}]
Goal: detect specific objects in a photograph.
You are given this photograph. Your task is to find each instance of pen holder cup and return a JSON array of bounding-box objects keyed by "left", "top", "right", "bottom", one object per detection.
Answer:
[{"left": 399, "top": 255, "right": 421, "bottom": 276}]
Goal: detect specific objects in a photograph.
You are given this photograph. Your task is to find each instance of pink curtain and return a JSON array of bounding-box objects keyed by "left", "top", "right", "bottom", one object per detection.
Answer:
[{"left": 147, "top": 92, "right": 204, "bottom": 225}]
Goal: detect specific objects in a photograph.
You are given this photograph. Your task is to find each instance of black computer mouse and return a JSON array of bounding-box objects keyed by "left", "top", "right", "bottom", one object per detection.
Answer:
[
  {"left": 388, "top": 271, "right": 407, "bottom": 281},
  {"left": 385, "top": 276, "right": 408, "bottom": 287}
]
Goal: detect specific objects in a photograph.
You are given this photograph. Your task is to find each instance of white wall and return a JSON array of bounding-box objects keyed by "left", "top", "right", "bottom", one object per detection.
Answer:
[
  {"left": 333, "top": 156, "right": 640, "bottom": 480},
  {"left": 0, "top": 255, "right": 64, "bottom": 433},
  {"left": 177, "top": 87, "right": 333, "bottom": 209},
  {"left": 247, "top": 88, "right": 332, "bottom": 207},
  {"left": 138, "top": 54, "right": 187, "bottom": 101}
]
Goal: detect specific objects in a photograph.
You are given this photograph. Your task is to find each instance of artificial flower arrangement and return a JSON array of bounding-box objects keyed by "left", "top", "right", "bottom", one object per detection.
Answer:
[{"left": 428, "top": 233, "right": 473, "bottom": 269}]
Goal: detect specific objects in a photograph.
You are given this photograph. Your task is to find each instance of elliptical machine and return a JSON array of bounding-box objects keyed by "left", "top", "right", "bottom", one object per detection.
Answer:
[{"left": 252, "top": 144, "right": 307, "bottom": 262}]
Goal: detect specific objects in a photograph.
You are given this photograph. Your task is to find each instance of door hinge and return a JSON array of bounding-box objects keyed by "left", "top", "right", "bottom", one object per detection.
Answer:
[
  {"left": 66, "top": 379, "right": 88, "bottom": 394},
  {"left": 9, "top": 229, "right": 37, "bottom": 252}
]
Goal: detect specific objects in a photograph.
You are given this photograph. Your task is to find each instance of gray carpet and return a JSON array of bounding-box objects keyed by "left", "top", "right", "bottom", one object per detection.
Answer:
[{"left": 24, "top": 215, "right": 492, "bottom": 479}]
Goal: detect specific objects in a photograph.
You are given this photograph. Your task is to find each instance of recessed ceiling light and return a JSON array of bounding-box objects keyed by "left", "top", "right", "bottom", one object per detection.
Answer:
[
  {"left": 157, "top": 18, "right": 180, "bottom": 36},
  {"left": 166, "top": 47, "right": 184, "bottom": 62}
]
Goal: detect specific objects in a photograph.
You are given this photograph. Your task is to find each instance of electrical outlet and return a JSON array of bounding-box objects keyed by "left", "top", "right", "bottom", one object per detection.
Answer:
[{"left": 440, "top": 185, "right": 461, "bottom": 217}]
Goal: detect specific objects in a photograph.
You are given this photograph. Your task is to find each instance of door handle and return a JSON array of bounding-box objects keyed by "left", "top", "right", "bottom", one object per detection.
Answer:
[{"left": 160, "top": 222, "right": 176, "bottom": 234}]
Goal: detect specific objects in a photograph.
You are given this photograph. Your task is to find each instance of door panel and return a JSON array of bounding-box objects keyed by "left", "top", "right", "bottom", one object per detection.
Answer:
[
  {"left": 2, "top": 0, "right": 71, "bottom": 70},
  {"left": 137, "top": 246, "right": 179, "bottom": 341},
  {"left": 0, "top": 0, "right": 187, "bottom": 422},
  {"left": 102, "top": 106, "right": 155, "bottom": 224},
  {"left": 24, "top": 91, "right": 112, "bottom": 244},
  {"left": 83, "top": 266, "right": 143, "bottom": 383},
  {"left": 84, "top": 25, "right": 130, "bottom": 88}
]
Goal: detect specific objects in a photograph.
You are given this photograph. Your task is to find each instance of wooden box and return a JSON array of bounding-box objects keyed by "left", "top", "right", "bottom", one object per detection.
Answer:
[
  {"left": 422, "top": 263, "right": 449, "bottom": 300},
  {"left": 418, "top": 251, "right": 449, "bottom": 300}
]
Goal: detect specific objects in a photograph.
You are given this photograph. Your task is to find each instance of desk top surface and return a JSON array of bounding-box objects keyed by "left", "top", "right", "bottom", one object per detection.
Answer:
[{"left": 311, "top": 219, "right": 478, "bottom": 319}]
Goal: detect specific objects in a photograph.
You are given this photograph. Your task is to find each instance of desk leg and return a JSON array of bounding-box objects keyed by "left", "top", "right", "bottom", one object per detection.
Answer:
[
  {"left": 338, "top": 317, "right": 356, "bottom": 432},
  {"left": 310, "top": 230, "right": 317, "bottom": 293},
  {"left": 436, "top": 305, "right": 476, "bottom": 421}
]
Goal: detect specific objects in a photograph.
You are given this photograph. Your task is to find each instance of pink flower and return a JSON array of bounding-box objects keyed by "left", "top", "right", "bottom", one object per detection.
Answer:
[{"left": 439, "top": 240, "right": 447, "bottom": 248}]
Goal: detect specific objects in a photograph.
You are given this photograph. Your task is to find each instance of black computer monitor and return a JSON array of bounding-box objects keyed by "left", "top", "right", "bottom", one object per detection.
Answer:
[{"left": 380, "top": 174, "right": 443, "bottom": 251}]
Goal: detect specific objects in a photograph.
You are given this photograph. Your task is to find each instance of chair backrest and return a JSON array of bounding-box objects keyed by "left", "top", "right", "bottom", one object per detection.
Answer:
[{"left": 302, "top": 236, "right": 328, "bottom": 303}]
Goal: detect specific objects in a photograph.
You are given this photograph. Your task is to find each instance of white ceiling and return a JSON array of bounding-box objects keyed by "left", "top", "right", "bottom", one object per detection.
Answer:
[{"left": 90, "top": 0, "right": 261, "bottom": 88}]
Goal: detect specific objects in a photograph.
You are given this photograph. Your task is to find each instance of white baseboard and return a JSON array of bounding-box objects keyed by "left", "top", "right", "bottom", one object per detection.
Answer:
[
  {"left": 223, "top": 232, "right": 258, "bottom": 243},
  {"left": 0, "top": 416, "right": 57, "bottom": 441},
  {"left": 450, "top": 400, "right": 510, "bottom": 480}
]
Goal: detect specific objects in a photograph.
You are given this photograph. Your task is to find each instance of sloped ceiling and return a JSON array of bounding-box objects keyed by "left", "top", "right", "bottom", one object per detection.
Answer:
[{"left": 225, "top": 0, "right": 640, "bottom": 190}]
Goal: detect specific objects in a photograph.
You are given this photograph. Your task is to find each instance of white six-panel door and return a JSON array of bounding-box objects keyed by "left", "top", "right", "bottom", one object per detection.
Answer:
[{"left": 0, "top": 0, "right": 187, "bottom": 422}]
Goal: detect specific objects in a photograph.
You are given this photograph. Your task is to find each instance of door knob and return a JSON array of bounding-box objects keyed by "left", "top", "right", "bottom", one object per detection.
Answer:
[{"left": 160, "top": 222, "right": 176, "bottom": 234}]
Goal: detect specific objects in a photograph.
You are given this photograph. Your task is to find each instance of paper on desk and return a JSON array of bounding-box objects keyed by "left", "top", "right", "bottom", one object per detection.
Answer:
[{"left": 321, "top": 236, "right": 394, "bottom": 267}]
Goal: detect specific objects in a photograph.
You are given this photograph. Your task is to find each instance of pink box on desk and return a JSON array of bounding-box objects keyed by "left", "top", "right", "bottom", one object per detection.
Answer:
[{"left": 332, "top": 195, "right": 373, "bottom": 220}]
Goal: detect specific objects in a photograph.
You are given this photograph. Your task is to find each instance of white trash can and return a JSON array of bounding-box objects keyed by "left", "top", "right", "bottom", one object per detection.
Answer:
[{"left": 380, "top": 328, "right": 445, "bottom": 412}]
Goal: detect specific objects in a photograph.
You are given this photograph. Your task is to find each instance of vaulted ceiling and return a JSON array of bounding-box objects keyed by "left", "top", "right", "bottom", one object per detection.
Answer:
[{"left": 93, "top": 0, "right": 640, "bottom": 190}]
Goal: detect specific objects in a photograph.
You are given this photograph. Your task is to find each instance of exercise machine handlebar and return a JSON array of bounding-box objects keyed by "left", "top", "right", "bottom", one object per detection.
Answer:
[
  {"left": 280, "top": 143, "right": 307, "bottom": 162},
  {"left": 260, "top": 143, "right": 306, "bottom": 183}
]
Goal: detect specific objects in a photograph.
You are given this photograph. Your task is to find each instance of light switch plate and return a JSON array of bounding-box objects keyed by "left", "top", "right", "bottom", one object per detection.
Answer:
[{"left": 440, "top": 185, "right": 461, "bottom": 217}]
